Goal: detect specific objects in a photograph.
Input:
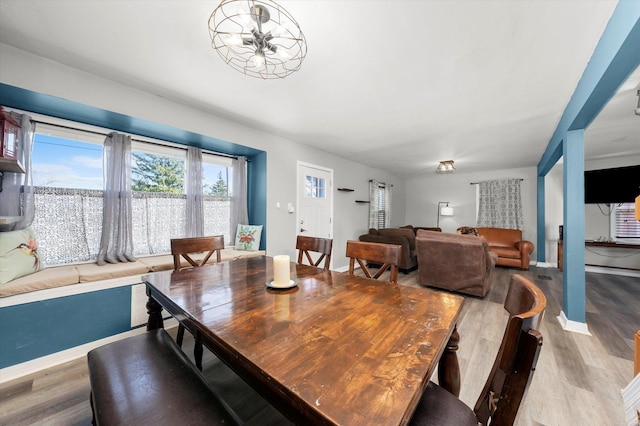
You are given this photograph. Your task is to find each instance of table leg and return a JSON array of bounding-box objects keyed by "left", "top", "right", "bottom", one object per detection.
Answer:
[
  {"left": 146, "top": 296, "right": 164, "bottom": 331},
  {"left": 438, "top": 325, "right": 460, "bottom": 397}
]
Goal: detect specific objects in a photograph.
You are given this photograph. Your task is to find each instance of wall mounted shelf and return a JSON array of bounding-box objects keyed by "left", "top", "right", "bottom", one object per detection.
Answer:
[
  {"left": 355, "top": 200, "right": 370, "bottom": 204},
  {"left": 0, "top": 158, "right": 25, "bottom": 192},
  {"left": 337, "top": 188, "right": 355, "bottom": 192}
]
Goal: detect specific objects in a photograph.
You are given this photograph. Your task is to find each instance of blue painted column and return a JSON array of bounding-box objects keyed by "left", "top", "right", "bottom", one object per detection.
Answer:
[
  {"left": 562, "top": 130, "right": 586, "bottom": 324},
  {"left": 536, "top": 174, "right": 546, "bottom": 263}
]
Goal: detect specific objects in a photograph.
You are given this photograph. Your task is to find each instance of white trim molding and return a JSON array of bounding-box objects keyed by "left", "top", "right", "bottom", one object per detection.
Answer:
[
  {"left": 557, "top": 311, "right": 591, "bottom": 335},
  {"left": 585, "top": 266, "right": 640, "bottom": 279}
]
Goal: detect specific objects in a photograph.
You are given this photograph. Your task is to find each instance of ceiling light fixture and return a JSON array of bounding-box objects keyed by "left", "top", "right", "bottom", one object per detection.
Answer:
[
  {"left": 208, "top": 0, "right": 307, "bottom": 79},
  {"left": 436, "top": 160, "right": 456, "bottom": 174}
]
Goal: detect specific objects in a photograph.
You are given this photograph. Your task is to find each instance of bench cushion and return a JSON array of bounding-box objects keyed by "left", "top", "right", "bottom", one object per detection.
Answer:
[
  {"left": 138, "top": 255, "right": 175, "bottom": 272},
  {"left": 88, "top": 329, "right": 242, "bottom": 425},
  {"left": 76, "top": 261, "right": 149, "bottom": 283},
  {"left": 0, "top": 265, "right": 79, "bottom": 297}
]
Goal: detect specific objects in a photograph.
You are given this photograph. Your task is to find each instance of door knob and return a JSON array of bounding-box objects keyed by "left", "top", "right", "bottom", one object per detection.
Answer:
[{"left": 300, "top": 228, "right": 307, "bottom": 233}]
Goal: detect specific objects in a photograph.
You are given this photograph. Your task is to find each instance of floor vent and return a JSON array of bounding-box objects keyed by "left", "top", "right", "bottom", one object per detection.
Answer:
[{"left": 537, "top": 275, "right": 552, "bottom": 280}]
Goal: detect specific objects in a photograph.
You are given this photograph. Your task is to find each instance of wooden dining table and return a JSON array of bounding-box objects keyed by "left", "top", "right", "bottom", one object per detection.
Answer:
[{"left": 143, "top": 255, "right": 464, "bottom": 425}]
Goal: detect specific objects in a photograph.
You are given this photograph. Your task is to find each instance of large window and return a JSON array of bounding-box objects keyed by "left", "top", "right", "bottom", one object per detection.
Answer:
[{"left": 30, "top": 121, "right": 235, "bottom": 266}]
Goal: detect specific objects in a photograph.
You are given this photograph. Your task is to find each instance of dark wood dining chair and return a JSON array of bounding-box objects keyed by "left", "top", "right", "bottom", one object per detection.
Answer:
[
  {"left": 296, "top": 235, "right": 333, "bottom": 270},
  {"left": 170, "top": 235, "right": 224, "bottom": 370},
  {"left": 409, "top": 274, "right": 547, "bottom": 426},
  {"left": 171, "top": 235, "right": 223, "bottom": 271},
  {"left": 346, "top": 240, "right": 401, "bottom": 283}
]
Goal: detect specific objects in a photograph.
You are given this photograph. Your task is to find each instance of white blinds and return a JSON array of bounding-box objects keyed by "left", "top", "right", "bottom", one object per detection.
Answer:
[{"left": 615, "top": 203, "right": 640, "bottom": 238}]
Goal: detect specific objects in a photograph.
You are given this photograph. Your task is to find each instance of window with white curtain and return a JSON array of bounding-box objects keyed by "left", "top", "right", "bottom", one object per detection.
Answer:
[
  {"left": 31, "top": 126, "right": 104, "bottom": 265},
  {"left": 131, "top": 141, "right": 186, "bottom": 256},
  {"left": 203, "top": 153, "right": 232, "bottom": 244},
  {"left": 30, "top": 120, "right": 236, "bottom": 266}
]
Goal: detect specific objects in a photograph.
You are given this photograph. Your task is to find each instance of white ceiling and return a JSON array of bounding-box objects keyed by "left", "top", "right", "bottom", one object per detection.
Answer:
[{"left": 0, "top": 0, "right": 638, "bottom": 177}]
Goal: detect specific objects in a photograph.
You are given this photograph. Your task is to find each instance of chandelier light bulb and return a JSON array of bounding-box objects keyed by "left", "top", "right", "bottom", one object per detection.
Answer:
[{"left": 224, "top": 34, "right": 243, "bottom": 46}]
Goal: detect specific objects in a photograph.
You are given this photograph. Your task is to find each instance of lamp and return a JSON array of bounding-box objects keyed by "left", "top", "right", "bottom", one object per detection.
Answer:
[
  {"left": 437, "top": 202, "right": 454, "bottom": 228},
  {"left": 208, "top": 0, "right": 307, "bottom": 79},
  {"left": 436, "top": 160, "right": 456, "bottom": 174}
]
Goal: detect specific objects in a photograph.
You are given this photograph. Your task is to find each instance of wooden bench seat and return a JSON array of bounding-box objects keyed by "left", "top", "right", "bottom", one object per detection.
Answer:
[{"left": 87, "top": 328, "right": 243, "bottom": 426}]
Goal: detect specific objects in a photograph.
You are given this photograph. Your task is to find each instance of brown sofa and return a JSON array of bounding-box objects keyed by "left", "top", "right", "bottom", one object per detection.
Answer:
[
  {"left": 416, "top": 230, "right": 497, "bottom": 297},
  {"left": 476, "top": 227, "right": 534, "bottom": 270},
  {"left": 359, "top": 226, "right": 440, "bottom": 273}
]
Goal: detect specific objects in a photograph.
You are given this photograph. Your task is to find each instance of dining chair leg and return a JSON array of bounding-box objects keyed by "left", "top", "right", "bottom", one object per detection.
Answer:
[
  {"left": 176, "top": 324, "right": 185, "bottom": 348},
  {"left": 195, "top": 339, "right": 203, "bottom": 371}
]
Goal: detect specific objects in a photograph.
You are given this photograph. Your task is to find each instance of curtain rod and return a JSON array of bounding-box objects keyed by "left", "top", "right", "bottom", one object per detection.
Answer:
[
  {"left": 470, "top": 178, "right": 524, "bottom": 185},
  {"left": 369, "top": 179, "right": 393, "bottom": 187},
  {"left": 32, "top": 119, "right": 241, "bottom": 160}
]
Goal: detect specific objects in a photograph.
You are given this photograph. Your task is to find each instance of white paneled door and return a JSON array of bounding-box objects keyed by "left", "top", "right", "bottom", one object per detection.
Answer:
[{"left": 297, "top": 162, "right": 333, "bottom": 240}]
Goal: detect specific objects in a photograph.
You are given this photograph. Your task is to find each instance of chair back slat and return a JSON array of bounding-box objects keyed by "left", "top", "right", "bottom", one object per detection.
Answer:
[
  {"left": 171, "top": 236, "right": 224, "bottom": 271},
  {"left": 346, "top": 240, "right": 401, "bottom": 283},
  {"left": 296, "top": 236, "right": 333, "bottom": 270},
  {"left": 473, "top": 274, "right": 546, "bottom": 425}
]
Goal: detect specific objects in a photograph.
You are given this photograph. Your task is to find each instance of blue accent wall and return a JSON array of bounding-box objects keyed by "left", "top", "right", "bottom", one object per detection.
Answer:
[
  {"left": 0, "top": 83, "right": 268, "bottom": 241},
  {"left": 0, "top": 286, "right": 131, "bottom": 368},
  {"left": 248, "top": 151, "right": 268, "bottom": 250}
]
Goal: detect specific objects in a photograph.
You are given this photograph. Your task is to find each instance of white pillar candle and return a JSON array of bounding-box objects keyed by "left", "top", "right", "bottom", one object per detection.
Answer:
[{"left": 273, "top": 255, "right": 291, "bottom": 286}]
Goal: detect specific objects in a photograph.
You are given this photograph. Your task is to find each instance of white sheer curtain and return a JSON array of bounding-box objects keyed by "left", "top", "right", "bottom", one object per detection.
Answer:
[
  {"left": 230, "top": 156, "right": 248, "bottom": 243},
  {"left": 97, "top": 132, "right": 136, "bottom": 265},
  {"left": 477, "top": 178, "right": 524, "bottom": 230},
  {"left": 0, "top": 112, "right": 35, "bottom": 232},
  {"left": 185, "top": 146, "right": 203, "bottom": 238},
  {"left": 368, "top": 180, "right": 392, "bottom": 229}
]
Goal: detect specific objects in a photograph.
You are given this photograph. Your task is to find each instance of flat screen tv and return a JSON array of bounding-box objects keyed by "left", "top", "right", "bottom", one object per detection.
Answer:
[{"left": 584, "top": 165, "right": 640, "bottom": 204}]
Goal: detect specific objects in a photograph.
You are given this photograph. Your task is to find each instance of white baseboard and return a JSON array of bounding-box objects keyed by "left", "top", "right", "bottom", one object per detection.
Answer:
[
  {"left": 536, "top": 261, "right": 554, "bottom": 268},
  {"left": 0, "top": 319, "right": 178, "bottom": 384},
  {"left": 557, "top": 311, "right": 591, "bottom": 335},
  {"left": 585, "top": 266, "right": 640, "bottom": 278}
]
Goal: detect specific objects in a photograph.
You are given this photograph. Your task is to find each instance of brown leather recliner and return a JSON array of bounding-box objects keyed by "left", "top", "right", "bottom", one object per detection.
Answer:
[
  {"left": 358, "top": 226, "right": 441, "bottom": 273},
  {"left": 416, "top": 230, "right": 497, "bottom": 297},
  {"left": 476, "top": 227, "right": 534, "bottom": 270}
]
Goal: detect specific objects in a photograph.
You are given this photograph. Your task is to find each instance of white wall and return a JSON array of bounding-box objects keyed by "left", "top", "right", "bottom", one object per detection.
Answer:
[
  {"left": 0, "top": 44, "right": 405, "bottom": 270},
  {"left": 405, "top": 166, "right": 539, "bottom": 259}
]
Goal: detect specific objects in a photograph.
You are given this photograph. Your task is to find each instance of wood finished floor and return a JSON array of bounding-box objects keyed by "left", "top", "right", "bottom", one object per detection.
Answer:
[{"left": 0, "top": 266, "right": 637, "bottom": 425}]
